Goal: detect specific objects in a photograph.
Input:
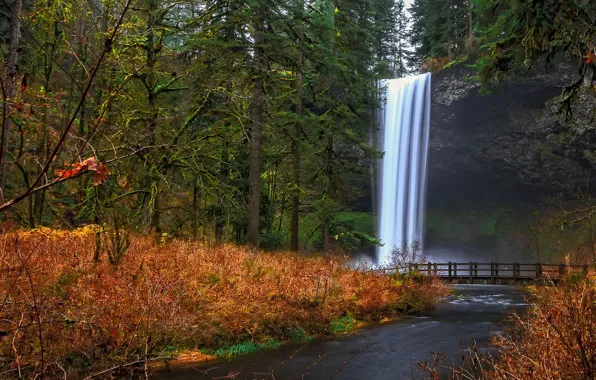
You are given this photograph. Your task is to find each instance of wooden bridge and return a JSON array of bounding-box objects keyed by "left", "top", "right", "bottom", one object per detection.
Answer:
[{"left": 372, "top": 262, "right": 590, "bottom": 285}]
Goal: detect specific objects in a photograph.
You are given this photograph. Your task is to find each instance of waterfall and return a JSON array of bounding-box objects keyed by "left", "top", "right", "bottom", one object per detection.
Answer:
[{"left": 376, "top": 73, "right": 431, "bottom": 265}]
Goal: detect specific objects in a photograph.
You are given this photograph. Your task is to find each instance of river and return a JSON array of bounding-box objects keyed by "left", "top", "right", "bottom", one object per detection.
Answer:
[{"left": 155, "top": 285, "right": 526, "bottom": 379}]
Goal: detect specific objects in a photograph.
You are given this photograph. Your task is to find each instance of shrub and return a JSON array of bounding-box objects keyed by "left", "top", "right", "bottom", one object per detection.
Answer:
[
  {"left": 329, "top": 313, "right": 358, "bottom": 334},
  {"left": 259, "top": 232, "right": 285, "bottom": 251},
  {"left": 0, "top": 227, "right": 446, "bottom": 378},
  {"left": 384, "top": 240, "right": 426, "bottom": 270}
]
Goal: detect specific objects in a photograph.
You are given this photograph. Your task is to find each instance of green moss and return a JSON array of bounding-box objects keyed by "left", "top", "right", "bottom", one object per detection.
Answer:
[
  {"left": 206, "top": 338, "right": 282, "bottom": 358},
  {"left": 584, "top": 150, "right": 596, "bottom": 163},
  {"left": 463, "top": 74, "right": 481, "bottom": 83},
  {"left": 329, "top": 313, "right": 358, "bottom": 334},
  {"left": 442, "top": 55, "right": 469, "bottom": 70},
  {"left": 556, "top": 133, "right": 568, "bottom": 145}
]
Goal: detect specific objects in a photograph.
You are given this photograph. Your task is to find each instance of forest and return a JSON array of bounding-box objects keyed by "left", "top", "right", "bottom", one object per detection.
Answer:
[
  {"left": 0, "top": 0, "right": 596, "bottom": 378},
  {"left": 0, "top": 0, "right": 414, "bottom": 253}
]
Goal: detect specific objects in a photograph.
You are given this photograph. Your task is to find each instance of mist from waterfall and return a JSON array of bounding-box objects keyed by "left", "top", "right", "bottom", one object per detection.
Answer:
[{"left": 377, "top": 74, "right": 431, "bottom": 265}]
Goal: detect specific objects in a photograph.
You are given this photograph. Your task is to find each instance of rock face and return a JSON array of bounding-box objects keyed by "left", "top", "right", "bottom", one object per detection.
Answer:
[{"left": 427, "top": 65, "right": 596, "bottom": 208}]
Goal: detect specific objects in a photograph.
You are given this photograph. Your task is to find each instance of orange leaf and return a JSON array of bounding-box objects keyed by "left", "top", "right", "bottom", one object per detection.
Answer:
[
  {"left": 585, "top": 52, "right": 596, "bottom": 65},
  {"left": 54, "top": 157, "right": 110, "bottom": 185},
  {"left": 54, "top": 162, "right": 86, "bottom": 180},
  {"left": 92, "top": 162, "right": 110, "bottom": 186}
]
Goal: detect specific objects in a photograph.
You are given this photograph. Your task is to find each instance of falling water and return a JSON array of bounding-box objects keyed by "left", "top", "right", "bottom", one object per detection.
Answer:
[{"left": 376, "top": 73, "right": 431, "bottom": 265}]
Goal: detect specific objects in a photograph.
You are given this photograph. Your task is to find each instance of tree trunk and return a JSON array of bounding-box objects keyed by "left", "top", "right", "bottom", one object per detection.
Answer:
[
  {"left": 468, "top": 0, "right": 474, "bottom": 39},
  {"left": 33, "top": 70, "right": 53, "bottom": 226},
  {"left": 77, "top": 4, "right": 88, "bottom": 135},
  {"left": 589, "top": 212, "right": 595, "bottom": 266},
  {"left": 215, "top": 220, "right": 224, "bottom": 245},
  {"left": 192, "top": 178, "right": 199, "bottom": 239},
  {"left": 0, "top": 0, "right": 23, "bottom": 202},
  {"left": 146, "top": 0, "right": 161, "bottom": 234},
  {"left": 290, "top": 4, "right": 303, "bottom": 253},
  {"left": 323, "top": 135, "right": 334, "bottom": 252},
  {"left": 215, "top": 147, "right": 229, "bottom": 245},
  {"left": 322, "top": 0, "right": 339, "bottom": 252},
  {"left": 247, "top": 3, "right": 265, "bottom": 248}
]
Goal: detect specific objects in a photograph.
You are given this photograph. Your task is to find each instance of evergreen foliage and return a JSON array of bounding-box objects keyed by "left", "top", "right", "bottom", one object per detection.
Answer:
[
  {"left": 410, "top": 0, "right": 595, "bottom": 87},
  {"left": 0, "top": 0, "right": 412, "bottom": 251}
]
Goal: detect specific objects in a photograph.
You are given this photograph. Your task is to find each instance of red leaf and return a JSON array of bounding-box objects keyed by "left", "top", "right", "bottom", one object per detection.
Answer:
[
  {"left": 585, "top": 52, "right": 596, "bottom": 65},
  {"left": 54, "top": 162, "right": 85, "bottom": 180},
  {"left": 91, "top": 162, "right": 110, "bottom": 186},
  {"left": 54, "top": 157, "right": 110, "bottom": 185}
]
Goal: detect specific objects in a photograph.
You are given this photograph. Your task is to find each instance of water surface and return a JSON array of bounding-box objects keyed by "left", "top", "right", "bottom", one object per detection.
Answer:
[{"left": 155, "top": 285, "right": 525, "bottom": 379}]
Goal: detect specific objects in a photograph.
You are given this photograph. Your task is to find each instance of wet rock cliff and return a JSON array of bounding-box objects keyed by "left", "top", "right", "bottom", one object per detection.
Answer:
[
  {"left": 427, "top": 65, "right": 596, "bottom": 208},
  {"left": 425, "top": 64, "right": 596, "bottom": 261}
]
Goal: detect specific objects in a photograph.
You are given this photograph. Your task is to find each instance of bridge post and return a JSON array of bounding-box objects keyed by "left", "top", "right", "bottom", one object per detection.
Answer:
[
  {"left": 495, "top": 263, "right": 499, "bottom": 284},
  {"left": 433, "top": 263, "right": 438, "bottom": 276},
  {"left": 469, "top": 262, "right": 473, "bottom": 283},
  {"left": 490, "top": 262, "right": 495, "bottom": 284},
  {"left": 427, "top": 262, "right": 431, "bottom": 277},
  {"left": 559, "top": 264, "right": 565, "bottom": 279},
  {"left": 454, "top": 263, "right": 457, "bottom": 278},
  {"left": 535, "top": 263, "right": 542, "bottom": 280},
  {"left": 513, "top": 263, "right": 517, "bottom": 282},
  {"left": 448, "top": 262, "right": 452, "bottom": 280},
  {"left": 474, "top": 263, "right": 478, "bottom": 277}
]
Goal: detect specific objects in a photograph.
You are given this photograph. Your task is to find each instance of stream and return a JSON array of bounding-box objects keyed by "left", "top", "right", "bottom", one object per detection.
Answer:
[{"left": 155, "top": 285, "right": 526, "bottom": 379}]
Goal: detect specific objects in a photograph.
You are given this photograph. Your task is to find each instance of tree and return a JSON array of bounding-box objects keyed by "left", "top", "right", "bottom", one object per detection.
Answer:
[
  {"left": 0, "top": 0, "right": 394, "bottom": 253},
  {"left": 410, "top": 0, "right": 470, "bottom": 63},
  {"left": 247, "top": 1, "right": 266, "bottom": 247},
  {"left": 290, "top": 0, "right": 304, "bottom": 252},
  {"left": 0, "top": 0, "right": 22, "bottom": 202}
]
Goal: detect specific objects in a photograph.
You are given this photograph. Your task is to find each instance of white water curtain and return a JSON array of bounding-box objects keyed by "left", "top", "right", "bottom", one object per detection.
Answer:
[{"left": 377, "top": 74, "right": 431, "bottom": 265}]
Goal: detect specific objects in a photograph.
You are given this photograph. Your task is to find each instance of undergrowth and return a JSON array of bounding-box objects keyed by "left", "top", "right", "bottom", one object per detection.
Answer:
[
  {"left": 0, "top": 226, "right": 446, "bottom": 378},
  {"left": 329, "top": 312, "right": 359, "bottom": 334},
  {"left": 206, "top": 339, "right": 282, "bottom": 358}
]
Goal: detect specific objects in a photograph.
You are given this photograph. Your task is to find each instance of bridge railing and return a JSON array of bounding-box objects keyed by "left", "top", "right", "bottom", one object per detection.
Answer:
[{"left": 369, "top": 262, "right": 589, "bottom": 281}]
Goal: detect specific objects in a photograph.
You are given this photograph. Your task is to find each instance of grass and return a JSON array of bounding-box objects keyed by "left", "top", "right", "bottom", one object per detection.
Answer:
[
  {"left": 0, "top": 226, "right": 446, "bottom": 378},
  {"left": 329, "top": 313, "right": 359, "bottom": 334},
  {"left": 207, "top": 339, "right": 282, "bottom": 358}
]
